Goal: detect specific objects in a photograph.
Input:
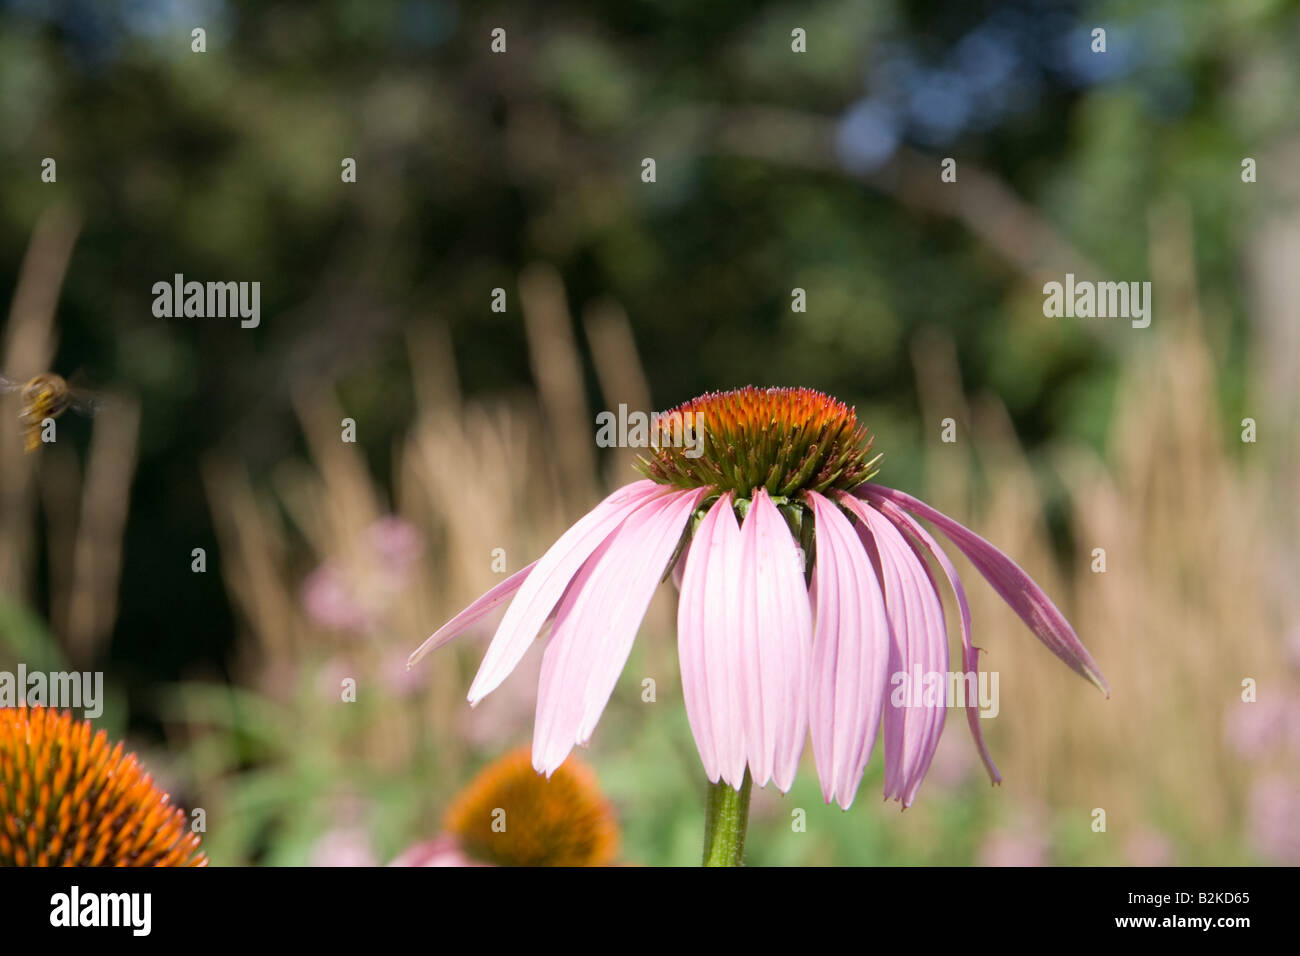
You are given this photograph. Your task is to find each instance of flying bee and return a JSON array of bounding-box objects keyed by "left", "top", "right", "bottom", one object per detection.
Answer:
[{"left": 0, "top": 373, "right": 104, "bottom": 452}]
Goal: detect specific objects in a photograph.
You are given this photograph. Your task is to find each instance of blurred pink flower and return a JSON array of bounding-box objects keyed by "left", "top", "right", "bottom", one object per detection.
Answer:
[
  {"left": 977, "top": 827, "right": 1050, "bottom": 867},
  {"left": 368, "top": 516, "right": 423, "bottom": 579},
  {"left": 311, "top": 826, "right": 377, "bottom": 867},
  {"left": 1223, "top": 697, "right": 1300, "bottom": 761},
  {"left": 315, "top": 655, "right": 356, "bottom": 699},
  {"left": 1124, "top": 827, "right": 1176, "bottom": 867},
  {"left": 389, "top": 835, "right": 482, "bottom": 867},
  {"left": 1247, "top": 776, "right": 1300, "bottom": 864},
  {"left": 300, "top": 516, "right": 423, "bottom": 634},
  {"left": 977, "top": 803, "right": 1051, "bottom": 867},
  {"left": 302, "top": 564, "right": 373, "bottom": 633}
]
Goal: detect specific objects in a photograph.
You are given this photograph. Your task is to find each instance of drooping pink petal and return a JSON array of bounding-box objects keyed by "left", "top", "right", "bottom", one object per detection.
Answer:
[
  {"left": 838, "top": 493, "right": 948, "bottom": 807},
  {"left": 737, "top": 488, "right": 812, "bottom": 792},
  {"left": 700, "top": 498, "right": 749, "bottom": 788},
  {"left": 574, "top": 488, "right": 707, "bottom": 744},
  {"left": 871, "top": 495, "right": 1002, "bottom": 786},
  {"left": 466, "top": 480, "right": 667, "bottom": 705},
  {"left": 804, "top": 490, "right": 891, "bottom": 809},
  {"left": 893, "top": 538, "right": 950, "bottom": 808},
  {"left": 407, "top": 561, "right": 538, "bottom": 669},
  {"left": 677, "top": 493, "right": 749, "bottom": 787},
  {"left": 859, "top": 483, "right": 1109, "bottom": 697},
  {"left": 531, "top": 486, "right": 706, "bottom": 775},
  {"left": 844, "top": 516, "right": 904, "bottom": 798}
]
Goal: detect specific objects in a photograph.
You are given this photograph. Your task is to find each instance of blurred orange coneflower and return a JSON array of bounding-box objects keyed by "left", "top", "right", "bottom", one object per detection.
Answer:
[{"left": 391, "top": 748, "right": 619, "bottom": 867}]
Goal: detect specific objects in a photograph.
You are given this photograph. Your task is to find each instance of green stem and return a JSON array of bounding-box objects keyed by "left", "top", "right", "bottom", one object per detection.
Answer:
[{"left": 701, "top": 772, "right": 752, "bottom": 866}]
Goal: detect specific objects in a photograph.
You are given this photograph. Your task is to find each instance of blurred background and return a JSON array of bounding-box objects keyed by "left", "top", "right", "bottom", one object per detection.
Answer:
[{"left": 0, "top": 0, "right": 1297, "bottom": 865}]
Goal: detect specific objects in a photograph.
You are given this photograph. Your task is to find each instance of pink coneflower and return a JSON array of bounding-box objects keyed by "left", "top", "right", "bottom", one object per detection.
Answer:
[{"left": 410, "top": 387, "right": 1107, "bottom": 863}]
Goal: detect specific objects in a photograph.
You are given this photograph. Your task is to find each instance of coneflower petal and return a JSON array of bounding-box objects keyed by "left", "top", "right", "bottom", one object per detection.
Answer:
[
  {"left": 872, "top": 496, "right": 1002, "bottom": 786},
  {"left": 890, "top": 544, "right": 948, "bottom": 805},
  {"left": 532, "top": 486, "right": 705, "bottom": 775},
  {"left": 738, "top": 488, "right": 812, "bottom": 792},
  {"left": 467, "top": 480, "right": 666, "bottom": 705},
  {"left": 838, "top": 498, "right": 904, "bottom": 797},
  {"left": 859, "top": 483, "right": 1110, "bottom": 697},
  {"left": 707, "top": 500, "right": 750, "bottom": 788},
  {"left": 839, "top": 494, "right": 947, "bottom": 807},
  {"left": 407, "top": 561, "right": 538, "bottom": 669},
  {"left": 575, "top": 487, "right": 707, "bottom": 744},
  {"left": 804, "top": 491, "right": 891, "bottom": 810},
  {"left": 678, "top": 493, "right": 746, "bottom": 786}
]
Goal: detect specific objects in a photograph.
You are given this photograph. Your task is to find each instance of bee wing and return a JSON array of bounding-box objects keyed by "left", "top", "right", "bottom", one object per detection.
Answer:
[
  {"left": 0, "top": 375, "right": 25, "bottom": 393},
  {"left": 66, "top": 390, "right": 107, "bottom": 417}
]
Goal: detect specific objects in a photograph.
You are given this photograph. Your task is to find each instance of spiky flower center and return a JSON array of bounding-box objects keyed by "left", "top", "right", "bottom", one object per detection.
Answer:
[
  {"left": 637, "top": 386, "right": 879, "bottom": 498},
  {"left": 0, "top": 707, "right": 207, "bottom": 867},
  {"left": 443, "top": 749, "right": 619, "bottom": 867}
]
